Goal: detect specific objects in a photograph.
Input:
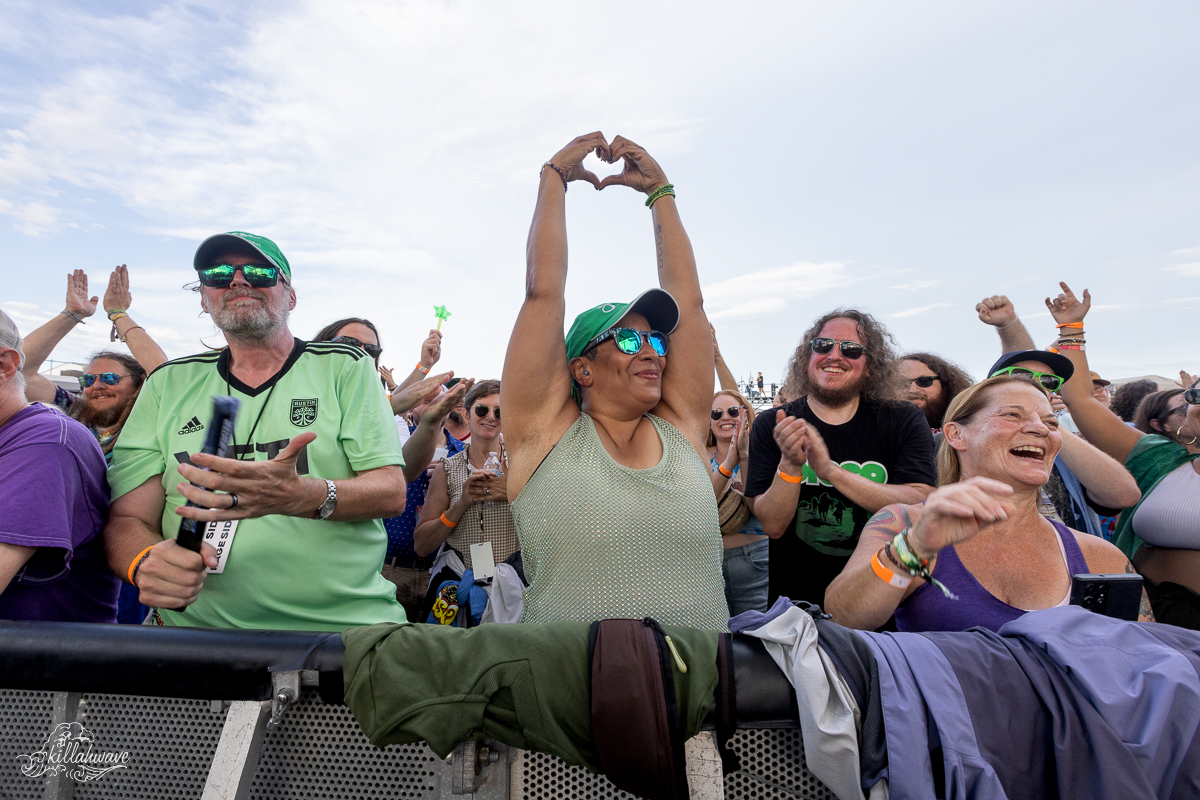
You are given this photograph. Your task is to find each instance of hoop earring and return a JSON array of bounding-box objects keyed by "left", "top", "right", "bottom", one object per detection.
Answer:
[{"left": 1177, "top": 425, "right": 1199, "bottom": 447}]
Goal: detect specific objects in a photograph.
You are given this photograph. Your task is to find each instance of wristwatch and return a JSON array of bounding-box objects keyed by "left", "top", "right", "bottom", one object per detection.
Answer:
[{"left": 316, "top": 479, "right": 337, "bottom": 520}]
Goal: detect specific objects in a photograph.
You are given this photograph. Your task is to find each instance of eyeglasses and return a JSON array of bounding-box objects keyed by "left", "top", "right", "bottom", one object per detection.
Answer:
[
  {"left": 197, "top": 264, "right": 281, "bottom": 288},
  {"left": 909, "top": 376, "right": 939, "bottom": 389},
  {"left": 711, "top": 406, "right": 743, "bottom": 420},
  {"left": 331, "top": 336, "right": 382, "bottom": 359},
  {"left": 585, "top": 328, "right": 669, "bottom": 357},
  {"left": 810, "top": 338, "right": 866, "bottom": 360},
  {"left": 473, "top": 404, "right": 500, "bottom": 420},
  {"left": 990, "top": 366, "right": 1064, "bottom": 392},
  {"left": 1185, "top": 388, "right": 1200, "bottom": 406},
  {"left": 79, "top": 372, "right": 131, "bottom": 389}
]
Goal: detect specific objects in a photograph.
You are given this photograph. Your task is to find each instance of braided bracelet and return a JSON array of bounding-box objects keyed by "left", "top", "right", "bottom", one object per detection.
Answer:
[
  {"left": 645, "top": 183, "right": 675, "bottom": 208},
  {"left": 893, "top": 530, "right": 956, "bottom": 599},
  {"left": 541, "top": 162, "right": 568, "bottom": 192}
]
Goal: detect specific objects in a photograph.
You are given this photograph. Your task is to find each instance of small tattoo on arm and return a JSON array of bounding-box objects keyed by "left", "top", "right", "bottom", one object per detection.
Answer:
[
  {"left": 1127, "top": 562, "right": 1156, "bottom": 622},
  {"left": 655, "top": 223, "right": 664, "bottom": 271}
]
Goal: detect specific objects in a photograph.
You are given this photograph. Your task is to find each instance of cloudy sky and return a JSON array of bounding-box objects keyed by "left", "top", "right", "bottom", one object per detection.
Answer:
[{"left": 2, "top": 0, "right": 1197, "bottom": 391}]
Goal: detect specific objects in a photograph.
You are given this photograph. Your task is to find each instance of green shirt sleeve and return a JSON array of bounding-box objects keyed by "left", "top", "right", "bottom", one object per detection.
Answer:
[
  {"left": 337, "top": 352, "right": 404, "bottom": 472},
  {"left": 108, "top": 371, "right": 167, "bottom": 501}
]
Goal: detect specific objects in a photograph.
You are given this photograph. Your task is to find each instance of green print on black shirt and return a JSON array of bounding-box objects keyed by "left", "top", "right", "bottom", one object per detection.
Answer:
[{"left": 793, "top": 460, "right": 889, "bottom": 555}]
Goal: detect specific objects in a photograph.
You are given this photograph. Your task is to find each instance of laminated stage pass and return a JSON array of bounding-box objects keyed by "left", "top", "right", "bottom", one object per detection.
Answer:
[
  {"left": 203, "top": 519, "right": 238, "bottom": 574},
  {"left": 470, "top": 541, "right": 495, "bottom": 581}
]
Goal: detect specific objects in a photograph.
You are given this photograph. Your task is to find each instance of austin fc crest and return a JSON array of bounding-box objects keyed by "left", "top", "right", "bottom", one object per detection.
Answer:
[{"left": 290, "top": 399, "right": 318, "bottom": 428}]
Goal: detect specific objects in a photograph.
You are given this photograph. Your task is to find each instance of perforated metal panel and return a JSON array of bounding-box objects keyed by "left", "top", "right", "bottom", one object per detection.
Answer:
[
  {"left": 0, "top": 689, "right": 54, "bottom": 800},
  {"left": 249, "top": 689, "right": 443, "bottom": 799},
  {"left": 514, "top": 750, "right": 636, "bottom": 799},
  {"left": 74, "top": 694, "right": 229, "bottom": 800},
  {"left": 723, "top": 729, "right": 834, "bottom": 799}
]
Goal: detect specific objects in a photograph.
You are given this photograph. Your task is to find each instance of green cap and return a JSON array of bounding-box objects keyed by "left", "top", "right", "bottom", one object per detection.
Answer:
[
  {"left": 193, "top": 231, "right": 292, "bottom": 280},
  {"left": 565, "top": 289, "right": 680, "bottom": 362}
]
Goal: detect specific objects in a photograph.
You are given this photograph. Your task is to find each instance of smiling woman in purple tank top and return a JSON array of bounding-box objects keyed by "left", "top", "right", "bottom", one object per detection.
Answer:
[{"left": 826, "top": 376, "right": 1153, "bottom": 632}]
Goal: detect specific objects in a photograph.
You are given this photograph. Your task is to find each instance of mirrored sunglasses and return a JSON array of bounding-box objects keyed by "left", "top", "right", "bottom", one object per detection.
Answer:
[
  {"left": 197, "top": 264, "right": 280, "bottom": 288},
  {"left": 79, "top": 372, "right": 130, "bottom": 389},
  {"left": 990, "top": 366, "right": 1064, "bottom": 392},
  {"left": 1185, "top": 388, "right": 1200, "bottom": 406},
  {"left": 585, "top": 327, "right": 669, "bottom": 357},
  {"left": 331, "top": 336, "right": 382, "bottom": 359},
  {"left": 810, "top": 338, "right": 866, "bottom": 360}
]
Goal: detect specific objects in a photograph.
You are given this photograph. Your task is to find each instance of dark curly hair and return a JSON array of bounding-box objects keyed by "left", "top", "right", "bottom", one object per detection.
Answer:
[
  {"left": 901, "top": 352, "right": 975, "bottom": 426},
  {"left": 1110, "top": 379, "right": 1158, "bottom": 423},
  {"left": 781, "top": 309, "right": 901, "bottom": 404}
]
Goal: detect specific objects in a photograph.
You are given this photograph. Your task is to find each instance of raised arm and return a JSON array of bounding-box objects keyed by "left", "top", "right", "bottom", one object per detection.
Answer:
[
  {"left": 1044, "top": 282, "right": 1142, "bottom": 464},
  {"left": 712, "top": 324, "right": 738, "bottom": 391},
  {"left": 976, "top": 295, "right": 1037, "bottom": 354},
  {"left": 1056, "top": 431, "right": 1142, "bottom": 509},
  {"left": 103, "top": 264, "right": 168, "bottom": 373},
  {"left": 401, "top": 379, "right": 470, "bottom": 484},
  {"left": 395, "top": 330, "right": 443, "bottom": 393},
  {"left": 502, "top": 133, "right": 607, "bottom": 496},
  {"left": 20, "top": 270, "right": 98, "bottom": 403},
  {"left": 601, "top": 135, "right": 712, "bottom": 450}
]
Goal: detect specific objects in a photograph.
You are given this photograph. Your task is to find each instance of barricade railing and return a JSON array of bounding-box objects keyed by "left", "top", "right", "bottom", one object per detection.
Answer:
[{"left": 0, "top": 621, "right": 832, "bottom": 800}]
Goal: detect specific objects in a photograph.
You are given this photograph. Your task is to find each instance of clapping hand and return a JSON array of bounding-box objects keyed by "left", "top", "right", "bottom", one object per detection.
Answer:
[
  {"left": 392, "top": 371, "right": 455, "bottom": 415},
  {"left": 1044, "top": 281, "right": 1090, "bottom": 324},
  {"left": 976, "top": 295, "right": 1018, "bottom": 328},
  {"left": 64, "top": 269, "right": 98, "bottom": 319},
  {"left": 175, "top": 433, "right": 320, "bottom": 521},
  {"left": 598, "top": 136, "right": 669, "bottom": 194},
  {"left": 103, "top": 265, "right": 133, "bottom": 314}
]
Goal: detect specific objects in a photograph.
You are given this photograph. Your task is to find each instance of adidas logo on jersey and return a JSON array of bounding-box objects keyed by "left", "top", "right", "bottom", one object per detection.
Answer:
[{"left": 178, "top": 417, "right": 205, "bottom": 435}]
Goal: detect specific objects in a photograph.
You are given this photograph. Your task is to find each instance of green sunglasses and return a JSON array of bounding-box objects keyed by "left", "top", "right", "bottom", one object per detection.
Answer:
[
  {"left": 990, "top": 366, "right": 1064, "bottom": 392},
  {"left": 197, "top": 264, "right": 281, "bottom": 288},
  {"left": 584, "top": 327, "right": 669, "bottom": 357}
]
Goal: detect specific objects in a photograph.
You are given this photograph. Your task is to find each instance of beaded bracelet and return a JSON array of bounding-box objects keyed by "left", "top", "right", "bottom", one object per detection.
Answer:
[
  {"left": 996, "top": 317, "right": 1021, "bottom": 330},
  {"left": 645, "top": 183, "right": 675, "bottom": 208},
  {"left": 540, "top": 161, "right": 568, "bottom": 192},
  {"left": 893, "top": 530, "right": 956, "bottom": 598}
]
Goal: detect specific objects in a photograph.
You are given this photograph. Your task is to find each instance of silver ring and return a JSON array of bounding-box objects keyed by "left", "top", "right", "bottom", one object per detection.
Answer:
[
  {"left": 484, "top": 487, "right": 490, "bottom": 495},
  {"left": 228, "top": 493, "right": 239, "bottom": 509}
]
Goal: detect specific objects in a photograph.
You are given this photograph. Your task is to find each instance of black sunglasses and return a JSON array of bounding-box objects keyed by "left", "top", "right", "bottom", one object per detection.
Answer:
[
  {"left": 474, "top": 404, "right": 500, "bottom": 420},
  {"left": 1185, "top": 388, "right": 1200, "bottom": 406},
  {"left": 810, "top": 338, "right": 866, "bottom": 360},
  {"left": 910, "top": 375, "right": 939, "bottom": 389},
  {"left": 197, "top": 264, "right": 280, "bottom": 288},
  {"left": 711, "top": 406, "right": 743, "bottom": 420},
  {"left": 332, "top": 336, "right": 382, "bottom": 359}
]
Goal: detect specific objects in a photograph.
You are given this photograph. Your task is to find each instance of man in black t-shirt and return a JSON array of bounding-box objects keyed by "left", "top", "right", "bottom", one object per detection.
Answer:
[{"left": 747, "top": 310, "right": 936, "bottom": 606}]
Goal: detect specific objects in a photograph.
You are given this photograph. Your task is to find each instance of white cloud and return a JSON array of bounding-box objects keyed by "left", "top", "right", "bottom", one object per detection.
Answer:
[
  {"left": 1169, "top": 246, "right": 1200, "bottom": 257},
  {"left": 703, "top": 261, "right": 860, "bottom": 321},
  {"left": 1167, "top": 262, "right": 1200, "bottom": 276},
  {"left": 889, "top": 280, "right": 943, "bottom": 290},
  {"left": 890, "top": 302, "right": 953, "bottom": 319}
]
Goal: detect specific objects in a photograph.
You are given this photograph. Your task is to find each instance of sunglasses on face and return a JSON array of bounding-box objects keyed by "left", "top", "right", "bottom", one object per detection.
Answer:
[
  {"left": 810, "top": 338, "right": 866, "bottom": 360},
  {"left": 1185, "top": 388, "right": 1200, "bottom": 406},
  {"left": 197, "top": 264, "right": 281, "bottom": 288},
  {"left": 910, "top": 375, "right": 939, "bottom": 389},
  {"left": 79, "top": 372, "right": 131, "bottom": 389},
  {"left": 331, "top": 336, "right": 382, "bottom": 359},
  {"left": 990, "top": 366, "right": 1064, "bottom": 392},
  {"left": 585, "top": 327, "right": 669, "bottom": 357},
  {"left": 711, "top": 406, "right": 743, "bottom": 420},
  {"left": 473, "top": 404, "right": 500, "bottom": 420},
  {"left": 1166, "top": 405, "right": 1189, "bottom": 420}
]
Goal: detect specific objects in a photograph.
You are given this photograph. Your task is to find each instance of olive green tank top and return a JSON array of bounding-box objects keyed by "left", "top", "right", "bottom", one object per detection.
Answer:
[{"left": 512, "top": 413, "right": 729, "bottom": 631}]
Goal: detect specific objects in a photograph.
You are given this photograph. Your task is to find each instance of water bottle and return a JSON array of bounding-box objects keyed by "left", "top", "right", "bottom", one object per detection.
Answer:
[{"left": 482, "top": 451, "right": 503, "bottom": 477}]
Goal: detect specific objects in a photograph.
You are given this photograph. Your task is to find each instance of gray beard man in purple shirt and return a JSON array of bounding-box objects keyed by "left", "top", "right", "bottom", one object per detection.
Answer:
[{"left": 0, "top": 309, "right": 118, "bottom": 622}]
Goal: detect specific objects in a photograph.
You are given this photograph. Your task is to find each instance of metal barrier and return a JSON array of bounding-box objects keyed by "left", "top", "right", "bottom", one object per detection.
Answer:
[{"left": 0, "top": 622, "right": 833, "bottom": 799}]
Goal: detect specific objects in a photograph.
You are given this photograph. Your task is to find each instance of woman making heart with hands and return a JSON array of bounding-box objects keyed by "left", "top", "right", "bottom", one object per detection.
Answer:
[{"left": 503, "top": 132, "right": 728, "bottom": 631}]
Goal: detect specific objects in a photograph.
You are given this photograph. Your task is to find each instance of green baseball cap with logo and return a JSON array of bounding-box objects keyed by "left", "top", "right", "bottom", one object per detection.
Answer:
[
  {"left": 564, "top": 289, "right": 681, "bottom": 363},
  {"left": 193, "top": 231, "right": 292, "bottom": 280}
]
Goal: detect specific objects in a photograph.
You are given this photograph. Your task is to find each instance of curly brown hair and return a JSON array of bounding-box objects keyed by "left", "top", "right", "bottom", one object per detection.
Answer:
[
  {"left": 781, "top": 309, "right": 902, "bottom": 404},
  {"left": 901, "top": 352, "right": 975, "bottom": 426}
]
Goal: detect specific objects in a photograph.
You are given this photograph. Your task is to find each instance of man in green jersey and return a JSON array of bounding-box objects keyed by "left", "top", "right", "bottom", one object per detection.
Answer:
[{"left": 105, "top": 232, "right": 408, "bottom": 631}]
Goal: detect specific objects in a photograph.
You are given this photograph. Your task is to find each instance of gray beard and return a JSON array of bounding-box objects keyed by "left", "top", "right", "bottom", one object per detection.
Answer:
[{"left": 206, "top": 292, "right": 288, "bottom": 341}]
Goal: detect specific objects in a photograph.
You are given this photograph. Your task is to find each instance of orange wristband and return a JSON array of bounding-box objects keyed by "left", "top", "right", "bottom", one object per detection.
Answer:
[
  {"left": 416, "top": 362, "right": 431, "bottom": 374},
  {"left": 777, "top": 469, "right": 803, "bottom": 484},
  {"left": 717, "top": 463, "right": 733, "bottom": 478},
  {"left": 440, "top": 512, "right": 457, "bottom": 528},
  {"left": 871, "top": 549, "right": 912, "bottom": 589},
  {"left": 1056, "top": 322, "right": 1084, "bottom": 329},
  {"left": 127, "top": 544, "right": 156, "bottom": 585}
]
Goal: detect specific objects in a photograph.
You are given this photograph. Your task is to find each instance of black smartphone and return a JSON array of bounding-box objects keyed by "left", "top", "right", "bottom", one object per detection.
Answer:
[
  {"left": 1070, "top": 573, "right": 1143, "bottom": 621},
  {"left": 445, "top": 377, "right": 462, "bottom": 388}
]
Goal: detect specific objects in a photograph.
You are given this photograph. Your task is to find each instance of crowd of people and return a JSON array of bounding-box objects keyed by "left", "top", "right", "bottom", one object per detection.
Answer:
[{"left": 1, "top": 132, "right": 1197, "bottom": 640}]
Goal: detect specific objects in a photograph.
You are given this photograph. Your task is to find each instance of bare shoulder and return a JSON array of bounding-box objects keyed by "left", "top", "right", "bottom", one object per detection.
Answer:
[
  {"left": 1069, "top": 528, "right": 1130, "bottom": 572},
  {"left": 505, "top": 404, "right": 581, "bottom": 500}
]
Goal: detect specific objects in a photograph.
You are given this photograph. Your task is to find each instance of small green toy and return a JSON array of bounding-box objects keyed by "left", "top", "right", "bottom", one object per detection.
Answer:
[{"left": 433, "top": 305, "right": 452, "bottom": 331}]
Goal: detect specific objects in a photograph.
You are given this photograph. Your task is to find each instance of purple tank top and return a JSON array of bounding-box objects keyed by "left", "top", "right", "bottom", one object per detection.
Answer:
[{"left": 894, "top": 521, "right": 1090, "bottom": 633}]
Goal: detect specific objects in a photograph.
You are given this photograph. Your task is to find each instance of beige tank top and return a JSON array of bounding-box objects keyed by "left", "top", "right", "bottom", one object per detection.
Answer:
[
  {"left": 512, "top": 413, "right": 728, "bottom": 631},
  {"left": 443, "top": 448, "right": 519, "bottom": 569}
]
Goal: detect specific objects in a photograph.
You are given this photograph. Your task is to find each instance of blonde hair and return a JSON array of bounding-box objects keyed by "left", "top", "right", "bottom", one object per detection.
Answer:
[
  {"left": 706, "top": 389, "right": 757, "bottom": 448},
  {"left": 937, "top": 375, "right": 1051, "bottom": 486}
]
